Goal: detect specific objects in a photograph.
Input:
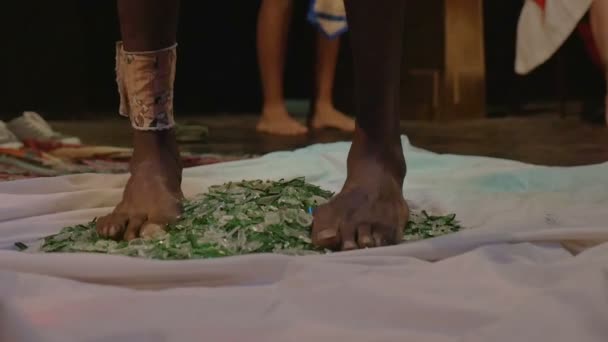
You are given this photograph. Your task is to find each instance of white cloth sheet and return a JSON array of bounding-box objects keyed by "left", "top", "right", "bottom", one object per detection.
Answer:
[{"left": 1, "top": 136, "right": 608, "bottom": 341}]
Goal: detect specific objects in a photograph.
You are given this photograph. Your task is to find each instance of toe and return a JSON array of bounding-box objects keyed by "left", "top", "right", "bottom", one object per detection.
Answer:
[
  {"left": 256, "top": 119, "right": 308, "bottom": 136},
  {"left": 140, "top": 222, "right": 167, "bottom": 239},
  {"left": 372, "top": 224, "right": 399, "bottom": 247},
  {"left": 372, "top": 231, "right": 388, "bottom": 247},
  {"left": 312, "top": 206, "right": 341, "bottom": 250},
  {"left": 95, "top": 215, "right": 109, "bottom": 236},
  {"left": 340, "top": 225, "right": 357, "bottom": 251},
  {"left": 312, "top": 225, "right": 340, "bottom": 250},
  {"left": 124, "top": 215, "right": 146, "bottom": 241},
  {"left": 284, "top": 122, "right": 307, "bottom": 136},
  {"left": 356, "top": 224, "right": 374, "bottom": 248},
  {"left": 341, "top": 239, "right": 358, "bottom": 251},
  {"left": 96, "top": 213, "right": 128, "bottom": 240}
]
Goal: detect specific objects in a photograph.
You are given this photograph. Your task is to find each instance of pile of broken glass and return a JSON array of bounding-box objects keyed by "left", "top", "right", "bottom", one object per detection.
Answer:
[{"left": 22, "top": 178, "right": 463, "bottom": 260}]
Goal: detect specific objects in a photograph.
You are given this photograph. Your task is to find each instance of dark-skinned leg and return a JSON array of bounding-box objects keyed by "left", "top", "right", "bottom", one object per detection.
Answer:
[
  {"left": 96, "top": 0, "right": 183, "bottom": 241},
  {"left": 312, "top": 0, "right": 409, "bottom": 251}
]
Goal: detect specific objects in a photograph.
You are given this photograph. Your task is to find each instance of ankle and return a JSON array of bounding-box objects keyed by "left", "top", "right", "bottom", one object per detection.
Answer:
[
  {"left": 133, "top": 128, "right": 176, "bottom": 144},
  {"left": 349, "top": 127, "right": 405, "bottom": 181},
  {"left": 261, "top": 103, "right": 289, "bottom": 117},
  {"left": 132, "top": 129, "right": 180, "bottom": 159},
  {"left": 313, "top": 101, "right": 334, "bottom": 113}
]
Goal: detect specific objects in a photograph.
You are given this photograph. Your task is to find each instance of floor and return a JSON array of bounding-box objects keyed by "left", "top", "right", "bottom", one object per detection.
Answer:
[{"left": 52, "top": 113, "right": 608, "bottom": 167}]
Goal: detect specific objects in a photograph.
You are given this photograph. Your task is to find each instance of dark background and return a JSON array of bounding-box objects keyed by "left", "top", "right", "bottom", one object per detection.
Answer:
[{"left": 2, "top": 0, "right": 604, "bottom": 120}]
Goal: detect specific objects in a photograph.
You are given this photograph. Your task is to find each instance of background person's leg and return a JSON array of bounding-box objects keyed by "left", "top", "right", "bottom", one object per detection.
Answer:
[
  {"left": 310, "top": 34, "right": 355, "bottom": 132},
  {"left": 591, "top": 0, "right": 608, "bottom": 126},
  {"left": 96, "top": 0, "right": 183, "bottom": 241},
  {"left": 256, "top": 0, "right": 308, "bottom": 135},
  {"left": 312, "top": 0, "right": 409, "bottom": 251}
]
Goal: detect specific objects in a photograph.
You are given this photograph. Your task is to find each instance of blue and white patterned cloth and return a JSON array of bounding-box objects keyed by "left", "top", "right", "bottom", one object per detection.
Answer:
[{"left": 307, "top": 0, "right": 348, "bottom": 39}]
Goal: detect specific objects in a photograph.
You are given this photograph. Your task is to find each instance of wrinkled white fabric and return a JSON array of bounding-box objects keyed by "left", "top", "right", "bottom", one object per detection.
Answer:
[{"left": 1, "top": 136, "right": 607, "bottom": 341}]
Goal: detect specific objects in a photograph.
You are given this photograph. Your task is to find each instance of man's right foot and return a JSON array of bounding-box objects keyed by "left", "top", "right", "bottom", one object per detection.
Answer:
[
  {"left": 256, "top": 105, "right": 308, "bottom": 136},
  {"left": 96, "top": 130, "right": 183, "bottom": 241}
]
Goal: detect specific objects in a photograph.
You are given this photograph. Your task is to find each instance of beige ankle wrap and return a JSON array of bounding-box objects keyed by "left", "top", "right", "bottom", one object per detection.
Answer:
[{"left": 116, "top": 42, "right": 177, "bottom": 131}]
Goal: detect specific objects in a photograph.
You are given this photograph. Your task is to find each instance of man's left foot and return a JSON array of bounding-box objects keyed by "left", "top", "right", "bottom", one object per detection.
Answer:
[
  {"left": 311, "top": 104, "right": 356, "bottom": 132},
  {"left": 312, "top": 130, "right": 409, "bottom": 251}
]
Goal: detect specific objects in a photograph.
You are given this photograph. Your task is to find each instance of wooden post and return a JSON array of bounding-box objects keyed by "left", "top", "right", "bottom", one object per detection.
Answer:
[{"left": 400, "top": 0, "right": 486, "bottom": 120}]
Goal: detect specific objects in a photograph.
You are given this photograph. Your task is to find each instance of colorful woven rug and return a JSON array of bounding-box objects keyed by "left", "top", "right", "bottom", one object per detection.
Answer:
[{"left": 0, "top": 140, "right": 256, "bottom": 182}]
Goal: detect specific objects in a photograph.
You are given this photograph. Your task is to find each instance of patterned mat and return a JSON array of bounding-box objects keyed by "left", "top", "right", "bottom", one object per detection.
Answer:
[{"left": 0, "top": 140, "right": 256, "bottom": 182}]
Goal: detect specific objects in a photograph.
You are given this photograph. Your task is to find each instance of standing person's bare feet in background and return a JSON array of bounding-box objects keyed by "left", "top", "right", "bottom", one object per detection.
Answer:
[
  {"left": 311, "top": 32, "right": 356, "bottom": 132},
  {"left": 256, "top": 0, "right": 355, "bottom": 136},
  {"left": 96, "top": 0, "right": 183, "bottom": 241},
  {"left": 256, "top": 0, "right": 306, "bottom": 135},
  {"left": 591, "top": 0, "right": 608, "bottom": 126}
]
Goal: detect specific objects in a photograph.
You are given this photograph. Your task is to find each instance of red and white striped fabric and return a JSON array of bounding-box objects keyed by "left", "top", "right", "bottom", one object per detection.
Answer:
[{"left": 515, "top": 0, "right": 593, "bottom": 74}]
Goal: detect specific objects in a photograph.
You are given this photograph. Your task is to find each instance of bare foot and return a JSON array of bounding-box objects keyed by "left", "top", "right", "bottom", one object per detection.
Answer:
[
  {"left": 311, "top": 104, "right": 356, "bottom": 132},
  {"left": 312, "top": 130, "right": 409, "bottom": 251},
  {"left": 256, "top": 106, "right": 308, "bottom": 136},
  {"left": 96, "top": 130, "right": 183, "bottom": 241}
]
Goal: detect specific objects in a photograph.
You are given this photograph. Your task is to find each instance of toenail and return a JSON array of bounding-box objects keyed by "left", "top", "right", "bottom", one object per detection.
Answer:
[
  {"left": 141, "top": 223, "right": 166, "bottom": 240},
  {"left": 342, "top": 241, "right": 357, "bottom": 250},
  {"left": 374, "top": 236, "right": 387, "bottom": 246},
  {"left": 360, "top": 236, "right": 373, "bottom": 247},
  {"left": 318, "top": 230, "right": 337, "bottom": 240}
]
